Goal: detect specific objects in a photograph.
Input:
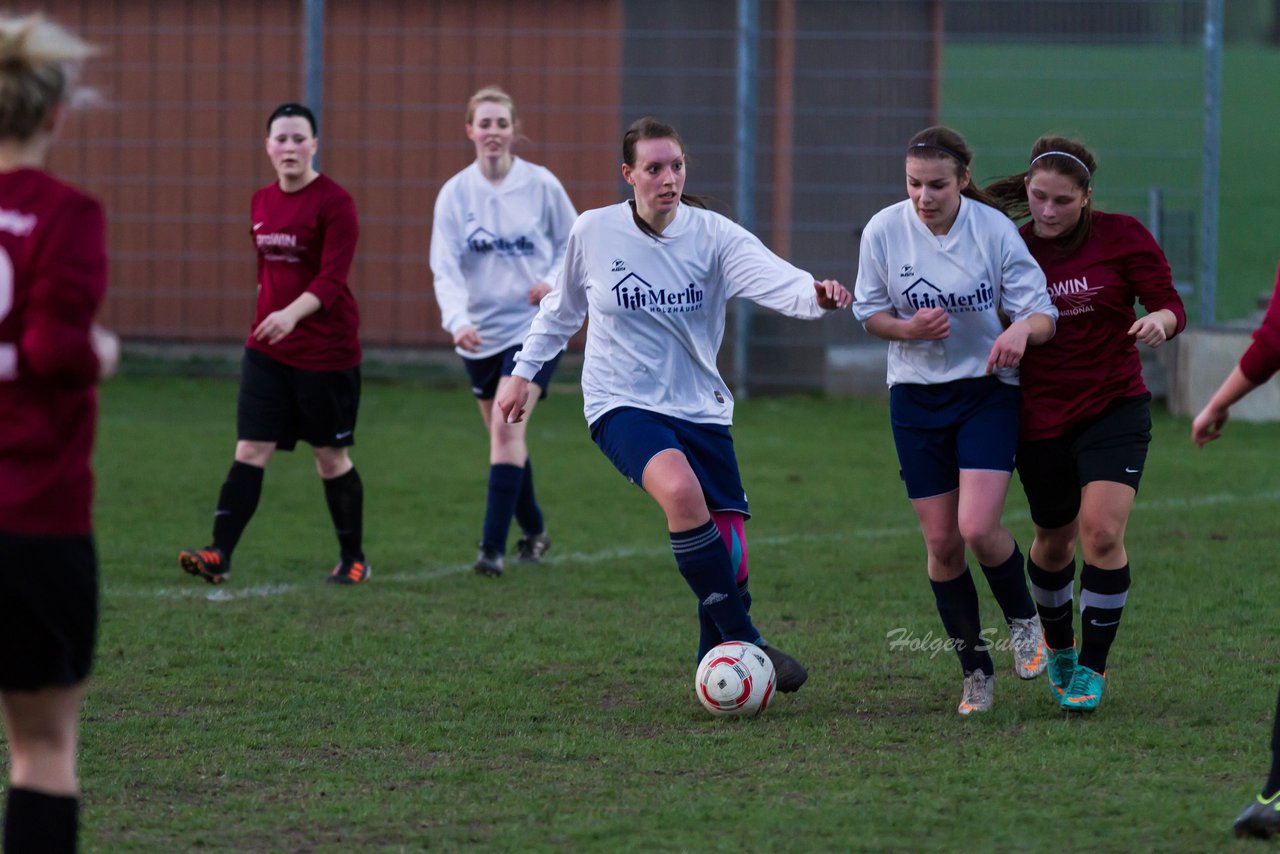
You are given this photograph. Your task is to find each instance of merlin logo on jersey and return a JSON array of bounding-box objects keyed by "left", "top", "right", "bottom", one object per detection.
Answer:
[
  {"left": 466, "top": 226, "right": 535, "bottom": 257},
  {"left": 1047, "top": 276, "right": 1096, "bottom": 318},
  {"left": 612, "top": 272, "right": 704, "bottom": 314},
  {"left": 903, "top": 277, "right": 994, "bottom": 314}
]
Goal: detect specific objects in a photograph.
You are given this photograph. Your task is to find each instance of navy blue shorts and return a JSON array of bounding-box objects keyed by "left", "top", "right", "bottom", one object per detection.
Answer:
[
  {"left": 0, "top": 531, "right": 98, "bottom": 690},
  {"left": 889, "top": 376, "right": 1020, "bottom": 500},
  {"left": 590, "top": 407, "right": 749, "bottom": 516},
  {"left": 237, "top": 348, "right": 360, "bottom": 451},
  {"left": 463, "top": 346, "right": 562, "bottom": 401},
  {"left": 1017, "top": 393, "right": 1152, "bottom": 529}
]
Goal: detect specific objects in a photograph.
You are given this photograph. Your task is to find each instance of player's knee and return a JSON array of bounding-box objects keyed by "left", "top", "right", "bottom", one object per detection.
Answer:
[
  {"left": 234, "top": 440, "right": 274, "bottom": 467},
  {"left": 312, "top": 447, "right": 352, "bottom": 479}
]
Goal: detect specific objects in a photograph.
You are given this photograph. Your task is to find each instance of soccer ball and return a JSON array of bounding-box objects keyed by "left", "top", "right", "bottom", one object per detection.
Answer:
[{"left": 694, "top": 641, "right": 776, "bottom": 717}]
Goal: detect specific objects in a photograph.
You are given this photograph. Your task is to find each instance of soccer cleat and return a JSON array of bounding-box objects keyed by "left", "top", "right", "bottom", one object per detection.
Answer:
[
  {"left": 1235, "top": 792, "right": 1280, "bottom": 839},
  {"left": 473, "top": 549, "right": 505, "bottom": 578},
  {"left": 1008, "top": 614, "right": 1048, "bottom": 679},
  {"left": 758, "top": 643, "right": 808, "bottom": 693},
  {"left": 958, "top": 669, "right": 994, "bottom": 715},
  {"left": 515, "top": 530, "right": 551, "bottom": 564},
  {"left": 179, "top": 547, "right": 230, "bottom": 585},
  {"left": 326, "top": 558, "right": 370, "bottom": 585},
  {"left": 1046, "top": 643, "right": 1078, "bottom": 699},
  {"left": 1061, "top": 663, "right": 1106, "bottom": 712}
]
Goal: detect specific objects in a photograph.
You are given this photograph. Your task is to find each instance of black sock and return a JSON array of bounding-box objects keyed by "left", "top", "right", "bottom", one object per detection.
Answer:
[
  {"left": 1027, "top": 557, "right": 1076, "bottom": 651},
  {"left": 930, "top": 568, "right": 993, "bottom": 676},
  {"left": 323, "top": 467, "right": 364, "bottom": 562},
  {"left": 1264, "top": 687, "right": 1280, "bottom": 798},
  {"left": 481, "top": 464, "right": 523, "bottom": 555},
  {"left": 697, "top": 578, "right": 751, "bottom": 662},
  {"left": 4, "top": 787, "right": 78, "bottom": 854},
  {"left": 211, "top": 461, "right": 264, "bottom": 557},
  {"left": 1078, "top": 562, "right": 1131, "bottom": 673},
  {"left": 979, "top": 542, "right": 1036, "bottom": 623},
  {"left": 672, "top": 520, "right": 758, "bottom": 645},
  {"left": 513, "top": 459, "right": 544, "bottom": 536}
]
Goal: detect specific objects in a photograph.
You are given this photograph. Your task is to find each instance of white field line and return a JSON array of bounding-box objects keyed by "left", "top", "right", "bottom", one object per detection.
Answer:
[{"left": 110, "top": 488, "right": 1280, "bottom": 603}]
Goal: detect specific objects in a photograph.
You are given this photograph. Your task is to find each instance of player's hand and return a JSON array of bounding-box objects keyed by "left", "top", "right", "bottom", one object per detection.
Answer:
[
  {"left": 1191, "top": 403, "right": 1228, "bottom": 447},
  {"left": 814, "top": 279, "right": 852, "bottom": 310},
  {"left": 528, "top": 282, "right": 552, "bottom": 305},
  {"left": 496, "top": 376, "right": 532, "bottom": 424},
  {"left": 986, "top": 318, "right": 1031, "bottom": 373},
  {"left": 1128, "top": 314, "right": 1169, "bottom": 348},
  {"left": 253, "top": 310, "right": 299, "bottom": 345},
  {"left": 453, "top": 326, "right": 482, "bottom": 352},
  {"left": 91, "top": 324, "right": 120, "bottom": 380},
  {"left": 906, "top": 307, "right": 949, "bottom": 341}
]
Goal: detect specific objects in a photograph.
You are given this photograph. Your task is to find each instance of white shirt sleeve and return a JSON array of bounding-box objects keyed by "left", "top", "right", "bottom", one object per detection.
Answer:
[
  {"left": 540, "top": 173, "right": 578, "bottom": 288},
  {"left": 513, "top": 220, "right": 590, "bottom": 381},
  {"left": 719, "top": 218, "right": 824, "bottom": 319},
  {"left": 428, "top": 177, "right": 473, "bottom": 334},
  {"left": 852, "top": 216, "right": 893, "bottom": 322},
  {"left": 996, "top": 223, "right": 1057, "bottom": 325}
]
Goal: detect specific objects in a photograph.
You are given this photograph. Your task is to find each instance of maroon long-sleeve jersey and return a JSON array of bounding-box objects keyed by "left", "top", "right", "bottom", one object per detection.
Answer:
[
  {"left": 1018, "top": 211, "right": 1187, "bottom": 441},
  {"left": 0, "top": 168, "right": 107, "bottom": 537},
  {"left": 1240, "top": 266, "right": 1280, "bottom": 385},
  {"left": 247, "top": 174, "right": 361, "bottom": 370}
]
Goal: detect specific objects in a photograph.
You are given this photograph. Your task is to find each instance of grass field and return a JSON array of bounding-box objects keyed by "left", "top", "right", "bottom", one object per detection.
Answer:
[{"left": 38, "top": 372, "right": 1279, "bottom": 850}]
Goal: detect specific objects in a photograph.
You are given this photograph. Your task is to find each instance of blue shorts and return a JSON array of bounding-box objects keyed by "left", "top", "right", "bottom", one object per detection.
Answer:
[
  {"left": 590, "top": 407, "right": 749, "bottom": 517},
  {"left": 463, "top": 345, "right": 561, "bottom": 401},
  {"left": 889, "top": 376, "right": 1020, "bottom": 500}
]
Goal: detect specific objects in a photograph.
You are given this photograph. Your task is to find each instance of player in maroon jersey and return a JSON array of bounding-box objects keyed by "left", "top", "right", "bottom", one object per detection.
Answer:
[
  {"left": 986, "top": 137, "right": 1186, "bottom": 713},
  {"left": 178, "top": 102, "right": 370, "bottom": 585},
  {"left": 1192, "top": 265, "right": 1280, "bottom": 839},
  {"left": 0, "top": 14, "right": 118, "bottom": 853}
]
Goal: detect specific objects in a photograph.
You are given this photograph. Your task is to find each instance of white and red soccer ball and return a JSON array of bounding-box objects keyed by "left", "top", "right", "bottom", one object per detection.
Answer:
[{"left": 694, "top": 640, "right": 776, "bottom": 717}]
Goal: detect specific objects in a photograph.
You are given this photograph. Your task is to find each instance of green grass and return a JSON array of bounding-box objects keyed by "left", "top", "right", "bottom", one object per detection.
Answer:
[
  {"left": 40, "top": 375, "right": 1280, "bottom": 850},
  {"left": 944, "top": 42, "right": 1280, "bottom": 324}
]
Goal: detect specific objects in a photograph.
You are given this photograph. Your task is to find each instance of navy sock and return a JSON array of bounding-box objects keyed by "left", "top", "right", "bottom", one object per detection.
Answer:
[
  {"left": 323, "top": 467, "right": 365, "bottom": 562},
  {"left": 930, "top": 568, "right": 993, "bottom": 676},
  {"left": 697, "top": 578, "right": 751, "bottom": 662},
  {"left": 672, "top": 520, "right": 758, "bottom": 645},
  {"left": 1265, "top": 687, "right": 1280, "bottom": 798},
  {"left": 211, "top": 461, "right": 264, "bottom": 557},
  {"left": 1027, "top": 557, "right": 1076, "bottom": 651},
  {"left": 513, "top": 459, "right": 544, "bottom": 536},
  {"left": 481, "top": 463, "right": 524, "bottom": 555},
  {"left": 4, "top": 787, "right": 78, "bottom": 854},
  {"left": 979, "top": 542, "right": 1036, "bottom": 623},
  {"left": 1078, "top": 562, "right": 1131, "bottom": 673}
]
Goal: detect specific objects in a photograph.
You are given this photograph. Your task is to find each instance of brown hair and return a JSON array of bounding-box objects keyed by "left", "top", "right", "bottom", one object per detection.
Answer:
[
  {"left": 986, "top": 135, "right": 1097, "bottom": 256},
  {"left": 622, "top": 116, "right": 708, "bottom": 240},
  {"left": 905, "top": 126, "right": 1001, "bottom": 210},
  {"left": 0, "top": 14, "right": 94, "bottom": 142}
]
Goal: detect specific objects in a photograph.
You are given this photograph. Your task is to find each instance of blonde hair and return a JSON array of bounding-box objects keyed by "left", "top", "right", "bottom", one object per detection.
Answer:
[
  {"left": 465, "top": 85, "right": 518, "bottom": 129},
  {"left": 0, "top": 14, "right": 94, "bottom": 142}
]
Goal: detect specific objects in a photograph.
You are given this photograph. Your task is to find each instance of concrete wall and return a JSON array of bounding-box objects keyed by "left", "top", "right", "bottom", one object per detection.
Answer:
[{"left": 1167, "top": 327, "right": 1280, "bottom": 422}]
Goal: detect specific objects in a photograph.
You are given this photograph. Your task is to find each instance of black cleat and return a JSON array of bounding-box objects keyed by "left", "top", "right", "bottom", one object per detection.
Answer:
[
  {"left": 179, "top": 547, "right": 230, "bottom": 585},
  {"left": 326, "top": 558, "right": 370, "bottom": 585},
  {"left": 473, "top": 549, "right": 504, "bottom": 577},
  {"left": 1235, "top": 793, "right": 1280, "bottom": 839},
  {"left": 515, "top": 530, "right": 551, "bottom": 564},
  {"left": 760, "top": 643, "right": 809, "bottom": 693}
]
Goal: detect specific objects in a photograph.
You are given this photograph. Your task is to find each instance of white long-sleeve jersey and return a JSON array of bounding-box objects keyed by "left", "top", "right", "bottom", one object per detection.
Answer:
[
  {"left": 513, "top": 201, "right": 832, "bottom": 425},
  {"left": 852, "top": 196, "right": 1057, "bottom": 387},
  {"left": 430, "top": 157, "right": 578, "bottom": 359}
]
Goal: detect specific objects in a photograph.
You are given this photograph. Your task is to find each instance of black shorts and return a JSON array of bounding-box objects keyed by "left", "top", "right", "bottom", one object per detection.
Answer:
[
  {"left": 462, "top": 345, "right": 562, "bottom": 401},
  {"left": 0, "top": 531, "right": 98, "bottom": 691},
  {"left": 1016, "top": 393, "right": 1152, "bottom": 530},
  {"left": 237, "top": 348, "right": 360, "bottom": 451}
]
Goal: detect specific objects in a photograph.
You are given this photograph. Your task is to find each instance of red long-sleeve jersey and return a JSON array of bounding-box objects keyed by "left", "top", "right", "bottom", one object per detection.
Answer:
[
  {"left": 247, "top": 174, "right": 361, "bottom": 370},
  {"left": 1018, "top": 211, "right": 1187, "bottom": 441},
  {"left": 1240, "top": 266, "right": 1280, "bottom": 385},
  {"left": 0, "top": 168, "right": 107, "bottom": 537}
]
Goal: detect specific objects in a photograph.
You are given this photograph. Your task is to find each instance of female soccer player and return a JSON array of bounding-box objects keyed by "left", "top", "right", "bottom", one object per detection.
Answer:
[
  {"left": 853, "top": 126, "right": 1058, "bottom": 716},
  {"left": 495, "top": 117, "right": 850, "bottom": 693},
  {"left": 1191, "top": 265, "right": 1280, "bottom": 838},
  {"left": 986, "top": 137, "right": 1185, "bottom": 713},
  {"left": 430, "top": 86, "right": 577, "bottom": 577},
  {"left": 0, "top": 14, "right": 118, "bottom": 851},
  {"left": 179, "top": 102, "right": 369, "bottom": 585}
]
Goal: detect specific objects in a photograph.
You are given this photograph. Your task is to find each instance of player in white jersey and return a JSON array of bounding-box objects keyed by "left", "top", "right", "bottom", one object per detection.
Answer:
[
  {"left": 853, "top": 126, "right": 1058, "bottom": 715},
  {"left": 430, "top": 86, "right": 577, "bottom": 578},
  {"left": 496, "top": 117, "right": 850, "bottom": 696}
]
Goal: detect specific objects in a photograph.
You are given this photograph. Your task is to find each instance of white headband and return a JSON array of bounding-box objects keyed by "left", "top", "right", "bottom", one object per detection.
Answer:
[{"left": 1030, "top": 150, "right": 1091, "bottom": 177}]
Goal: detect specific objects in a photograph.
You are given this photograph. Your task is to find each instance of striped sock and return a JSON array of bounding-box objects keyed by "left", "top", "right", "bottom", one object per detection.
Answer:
[
  {"left": 1078, "top": 562, "right": 1131, "bottom": 673},
  {"left": 1027, "top": 557, "right": 1076, "bottom": 651}
]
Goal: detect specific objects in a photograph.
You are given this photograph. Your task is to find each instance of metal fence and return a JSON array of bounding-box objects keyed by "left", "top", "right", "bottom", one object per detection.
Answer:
[{"left": 41, "top": 0, "right": 1215, "bottom": 392}]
